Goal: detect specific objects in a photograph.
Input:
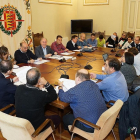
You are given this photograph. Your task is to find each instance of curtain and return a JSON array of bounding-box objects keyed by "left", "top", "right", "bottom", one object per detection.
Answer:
[{"left": 0, "top": 0, "right": 33, "bottom": 56}]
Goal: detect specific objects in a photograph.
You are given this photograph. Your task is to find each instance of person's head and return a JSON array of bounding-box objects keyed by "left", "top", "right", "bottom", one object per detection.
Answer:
[
  {"left": 121, "top": 33, "right": 126, "bottom": 39},
  {"left": 56, "top": 35, "right": 63, "bottom": 45},
  {"left": 20, "top": 42, "right": 28, "bottom": 53},
  {"left": 104, "top": 58, "right": 121, "bottom": 75},
  {"left": 0, "top": 60, "right": 13, "bottom": 75},
  {"left": 128, "top": 47, "right": 139, "bottom": 56},
  {"left": 80, "top": 33, "right": 86, "bottom": 41},
  {"left": 26, "top": 68, "right": 41, "bottom": 86},
  {"left": 91, "top": 33, "right": 96, "bottom": 40},
  {"left": 113, "top": 32, "right": 117, "bottom": 37},
  {"left": 99, "top": 35, "right": 104, "bottom": 41},
  {"left": 40, "top": 38, "right": 47, "bottom": 48},
  {"left": 71, "top": 35, "right": 78, "bottom": 43},
  {"left": 0, "top": 46, "right": 9, "bottom": 60},
  {"left": 121, "top": 52, "right": 134, "bottom": 65},
  {"left": 75, "top": 69, "right": 90, "bottom": 85},
  {"left": 134, "top": 36, "right": 140, "bottom": 44},
  {"left": 127, "top": 36, "right": 133, "bottom": 43}
]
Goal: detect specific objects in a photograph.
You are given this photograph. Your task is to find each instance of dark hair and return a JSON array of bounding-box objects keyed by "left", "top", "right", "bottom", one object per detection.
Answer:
[
  {"left": 0, "top": 60, "right": 13, "bottom": 73},
  {"left": 91, "top": 33, "right": 95, "bottom": 36},
  {"left": 128, "top": 47, "right": 139, "bottom": 55},
  {"left": 76, "top": 70, "right": 90, "bottom": 81},
  {"left": 26, "top": 68, "right": 41, "bottom": 85},
  {"left": 99, "top": 35, "right": 103, "bottom": 39},
  {"left": 56, "top": 35, "right": 62, "bottom": 39},
  {"left": 0, "top": 46, "right": 9, "bottom": 60},
  {"left": 128, "top": 36, "right": 133, "bottom": 40},
  {"left": 107, "top": 58, "right": 121, "bottom": 71},
  {"left": 124, "top": 52, "right": 134, "bottom": 65},
  {"left": 71, "top": 35, "right": 78, "bottom": 40}
]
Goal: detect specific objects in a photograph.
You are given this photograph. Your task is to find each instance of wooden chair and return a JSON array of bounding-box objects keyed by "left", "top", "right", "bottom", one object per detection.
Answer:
[
  {"left": 93, "top": 31, "right": 105, "bottom": 38},
  {"left": 32, "top": 32, "right": 44, "bottom": 51},
  {"left": 0, "top": 110, "right": 55, "bottom": 140},
  {"left": 68, "top": 99, "right": 123, "bottom": 140},
  {"left": 123, "top": 31, "right": 135, "bottom": 39}
]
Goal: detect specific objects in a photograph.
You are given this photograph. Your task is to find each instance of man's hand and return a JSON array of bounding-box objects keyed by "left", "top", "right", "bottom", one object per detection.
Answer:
[
  {"left": 78, "top": 46, "right": 81, "bottom": 49},
  {"left": 68, "top": 51, "right": 72, "bottom": 53},
  {"left": 28, "top": 59, "right": 35, "bottom": 64},
  {"left": 58, "top": 81, "right": 63, "bottom": 89},
  {"left": 84, "top": 46, "right": 88, "bottom": 48},
  {"left": 54, "top": 52, "right": 57, "bottom": 55},
  {"left": 79, "top": 39, "right": 83, "bottom": 42},
  {"left": 106, "top": 42, "right": 109, "bottom": 46},
  {"left": 39, "top": 77, "right": 47, "bottom": 85},
  {"left": 13, "top": 76, "right": 19, "bottom": 83},
  {"left": 90, "top": 73, "right": 97, "bottom": 79},
  {"left": 45, "top": 54, "right": 52, "bottom": 58},
  {"left": 38, "top": 58, "right": 42, "bottom": 61},
  {"left": 64, "top": 49, "right": 69, "bottom": 52}
]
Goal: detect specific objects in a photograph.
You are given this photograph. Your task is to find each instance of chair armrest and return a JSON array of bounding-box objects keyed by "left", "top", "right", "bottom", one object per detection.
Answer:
[
  {"left": 9, "top": 110, "right": 16, "bottom": 116},
  {"left": 70, "top": 117, "right": 101, "bottom": 132},
  {"left": 106, "top": 100, "right": 115, "bottom": 108},
  {"left": 32, "top": 119, "right": 54, "bottom": 138},
  {"left": 0, "top": 104, "right": 15, "bottom": 112}
]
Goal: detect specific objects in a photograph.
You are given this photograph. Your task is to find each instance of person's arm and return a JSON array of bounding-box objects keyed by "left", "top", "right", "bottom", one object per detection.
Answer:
[
  {"left": 6, "top": 81, "right": 17, "bottom": 95},
  {"left": 29, "top": 50, "right": 37, "bottom": 60},
  {"left": 14, "top": 51, "right": 28, "bottom": 63},
  {"left": 35, "top": 47, "right": 44, "bottom": 59},
  {"left": 77, "top": 40, "right": 83, "bottom": 48},
  {"left": 48, "top": 46, "right": 54, "bottom": 55},
  {"left": 97, "top": 79, "right": 109, "bottom": 91},
  {"left": 51, "top": 43, "right": 65, "bottom": 54},
  {"left": 106, "top": 37, "right": 110, "bottom": 43},
  {"left": 95, "top": 39, "right": 97, "bottom": 47},
  {"left": 96, "top": 74, "right": 108, "bottom": 80}
]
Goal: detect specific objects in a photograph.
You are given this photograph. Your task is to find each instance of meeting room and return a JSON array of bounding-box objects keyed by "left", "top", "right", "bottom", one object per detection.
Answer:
[{"left": 0, "top": 0, "right": 140, "bottom": 140}]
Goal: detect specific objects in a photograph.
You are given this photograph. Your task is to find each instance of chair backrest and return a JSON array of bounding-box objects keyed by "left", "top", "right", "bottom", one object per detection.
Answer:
[
  {"left": 93, "top": 31, "right": 105, "bottom": 38},
  {"left": 32, "top": 32, "right": 44, "bottom": 51},
  {"left": 93, "top": 99, "right": 123, "bottom": 140},
  {"left": 123, "top": 31, "right": 135, "bottom": 39},
  {"left": 0, "top": 111, "right": 37, "bottom": 140}
]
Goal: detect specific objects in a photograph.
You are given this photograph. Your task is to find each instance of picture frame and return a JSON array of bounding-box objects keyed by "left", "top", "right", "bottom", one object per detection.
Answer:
[{"left": 39, "top": 0, "right": 72, "bottom": 5}]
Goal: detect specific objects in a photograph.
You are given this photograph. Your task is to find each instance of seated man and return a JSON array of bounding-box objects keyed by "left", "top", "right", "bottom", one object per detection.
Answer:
[
  {"left": 15, "top": 68, "right": 60, "bottom": 130},
  {"left": 77, "top": 33, "right": 89, "bottom": 49},
  {"left": 96, "top": 35, "right": 106, "bottom": 47},
  {"left": 122, "top": 36, "right": 133, "bottom": 49},
  {"left": 91, "top": 58, "right": 129, "bottom": 102},
  {"left": 87, "top": 33, "right": 97, "bottom": 47},
  {"left": 66, "top": 35, "right": 81, "bottom": 50},
  {"left": 106, "top": 32, "right": 118, "bottom": 48},
  {"left": 35, "top": 38, "right": 57, "bottom": 59},
  {"left": 128, "top": 47, "right": 140, "bottom": 76},
  {"left": 15, "top": 42, "right": 42, "bottom": 64},
  {"left": 58, "top": 69, "right": 107, "bottom": 132},
  {"left": 51, "top": 35, "right": 69, "bottom": 54},
  {"left": 118, "top": 33, "right": 127, "bottom": 48},
  {"left": 0, "top": 60, "right": 18, "bottom": 114},
  {"left": 131, "top": 36, "right": 140, "bottom": 52}
]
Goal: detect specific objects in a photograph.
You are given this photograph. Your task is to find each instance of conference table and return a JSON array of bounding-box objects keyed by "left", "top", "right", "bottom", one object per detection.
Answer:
[{"left": 16, "top": 47, "right": 124, "bottom": 133}]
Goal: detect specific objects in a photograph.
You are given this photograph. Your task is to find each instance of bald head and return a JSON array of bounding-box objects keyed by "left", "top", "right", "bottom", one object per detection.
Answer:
[
  {"left": 75, "top": 69, "right": 90, "bottom": 85},
  {"left": 40, "top": 38, "right": 47, "bottom": 48},
  {"left": 26, "top": 68, "right": 41, "bottom": 85},
  {"left": 20, "top": 42, "right": 28, "bottom": 53},
  {"left": 80, "top": 33, "right": 86, "bottom": 41}
]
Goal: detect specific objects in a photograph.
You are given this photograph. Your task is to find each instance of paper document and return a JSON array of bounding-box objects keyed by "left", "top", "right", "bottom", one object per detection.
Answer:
[
  {"left": 34, "top": 60, "right": 50, "bottom": 65},
  {"left": 61, "top": 52, "right": 75, "bottom": 55},
  {"left": 108, "top": 44, "right": 113, "bottom": 47},
  {"left": 73, "top": 50, "right": 80, "bottom": 52},
  {"left": 13, "top": 65, "right": 19, "bottom": 69},
  {"left": 49, "top": 55, "right": 73, "bottom": 60},
  {"left": 119, "top": 40, "right": 124, "bottom": 46}
]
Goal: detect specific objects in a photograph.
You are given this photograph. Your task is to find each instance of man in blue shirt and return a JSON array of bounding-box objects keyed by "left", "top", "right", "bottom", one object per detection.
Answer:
[
  {"left": 91, "top": 58, "right": 129, "bottom": 102},
  {"left": 58, "top": 69, "right": 107, "bottom": 132},
  {"left": 77, "top": 33, "right": 89, "bottom": 49},
  {"left": 87, "top": 33, "right": 97, "bottom": 47}
]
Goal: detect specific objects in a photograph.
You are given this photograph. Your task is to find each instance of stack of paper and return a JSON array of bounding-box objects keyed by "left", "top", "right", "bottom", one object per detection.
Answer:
[
  {"left": 61, "top": 52, "right": 75, "bottom": 55},
  {"left": 34, "top": 60, "right": 50, "bottom": 65},
  {"left": 49, "top": 55, "right": 73, "bottom": 60},
  {"left": 13, "top": 66, "right": 32, "bottom": 85}
]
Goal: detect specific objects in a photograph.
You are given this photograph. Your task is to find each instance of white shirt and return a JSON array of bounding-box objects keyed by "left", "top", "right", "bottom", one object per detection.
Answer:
[
  {"left": 122, "top": 41, "right": 133, "bottom": 49},
  {"left": 134, "top": 53, "right": 140, "bottom": 76},
  {"left": 72, "top": 40, "right": 75, "bottom": 47}
]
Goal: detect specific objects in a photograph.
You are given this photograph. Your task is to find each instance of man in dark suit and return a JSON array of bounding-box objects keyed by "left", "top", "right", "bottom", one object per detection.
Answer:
[
  {"left": 14, "top": 42, "right": 42, "bottom": 64},
  {"left": 15, "top": 68, "right": 60, "bottom": 130},
  {"left": 66, "top": 35, "right": 81, "bottom": 50},
  {"left": 35, "top": 38, "right": 57, "bottom": 59},
  {"left": 0, "top": 60, "right": 19, "bottom": 113},
  {"left": 131, "top": 36, "right": 140, "bottom": 52}
]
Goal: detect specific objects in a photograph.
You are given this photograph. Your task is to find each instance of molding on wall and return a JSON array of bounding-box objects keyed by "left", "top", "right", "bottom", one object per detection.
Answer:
[
  {"left": 84, "top": 0, "right": 109, "bottom": 5},
  {"left": 38, "top": 0, "right": 72, "bottom": 5}
]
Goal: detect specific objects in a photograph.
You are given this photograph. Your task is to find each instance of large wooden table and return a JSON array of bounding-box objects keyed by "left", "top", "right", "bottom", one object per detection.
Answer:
[{"left": 16, "top": 47, "right": 124, "bottom": 133}]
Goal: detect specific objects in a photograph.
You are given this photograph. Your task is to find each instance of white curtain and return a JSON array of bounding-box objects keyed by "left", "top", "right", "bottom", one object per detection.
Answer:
[{"left": 0, "top": 0, "right": 33, "bottom": 56}]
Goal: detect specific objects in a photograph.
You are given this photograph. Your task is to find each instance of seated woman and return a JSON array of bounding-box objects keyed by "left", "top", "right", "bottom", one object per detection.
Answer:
[
  {"left": 96, "top": 35, "right": 106, "bottom": 47},
  {"left": 120, "top": 52, "right": 137, "bottom": 87},
  {"left": 0, "top": 46, "right": 11, "bottom": 62}
]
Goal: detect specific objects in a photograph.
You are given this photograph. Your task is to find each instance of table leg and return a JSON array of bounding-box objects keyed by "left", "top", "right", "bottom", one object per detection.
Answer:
[{"left": 58, "top": 108, "right": 64, "bottom": 134}]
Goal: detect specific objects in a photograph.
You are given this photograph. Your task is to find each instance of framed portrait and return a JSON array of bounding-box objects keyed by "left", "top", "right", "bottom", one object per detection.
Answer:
[
  {"left": 84, "top": 0, "right": 109, "bottom": 5},
  {"left": 39, "top": 0, "right": 72, "bottom": 5}
]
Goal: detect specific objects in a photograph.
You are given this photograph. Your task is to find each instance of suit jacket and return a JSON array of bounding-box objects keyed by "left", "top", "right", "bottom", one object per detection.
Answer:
[
  {"left": 66, "top": 40, "right": 79, "bottom": 50},
  {"left": 14, "top": 49, "right": 37, "bottom": 64},
  {"left": 35, "top": 45, "right": 54, "bottom": 59},
  {"left": 131, "top": 42, "right": 140, "bottom": 52},
  {"left": 15, "top": 84, "right": 57, "bottom": 130},
  {"left": 0, "top": 72, "right": 16, "bottom": 114},
  {"left": 106, "top": 36, "right": 118, "bottom": 48}
]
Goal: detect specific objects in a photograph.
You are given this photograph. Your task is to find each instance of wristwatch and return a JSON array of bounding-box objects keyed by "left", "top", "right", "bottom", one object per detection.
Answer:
[{"left": 44, "top": 82, "right": 50, "bottom": 88}]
